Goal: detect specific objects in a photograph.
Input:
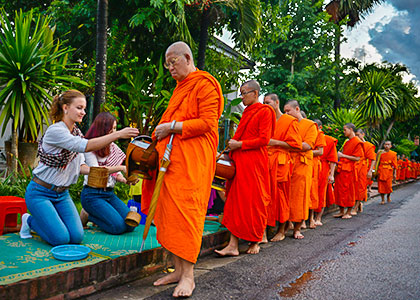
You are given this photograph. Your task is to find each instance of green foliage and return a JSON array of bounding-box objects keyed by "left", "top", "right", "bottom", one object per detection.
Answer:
[
  {"left": 394, "top": 139, "right": 417, "bottom": 157},
  {"left": 0, "top": 167, "right": 32, "bottom": 197},
  {"left": 0, "top": 9, "right": 87, "bottom": 142}
]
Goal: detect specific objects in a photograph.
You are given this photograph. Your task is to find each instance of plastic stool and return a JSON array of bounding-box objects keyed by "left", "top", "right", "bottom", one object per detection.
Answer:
[{"left": 0, "top": 196, "right": 27, "bottom": 235}]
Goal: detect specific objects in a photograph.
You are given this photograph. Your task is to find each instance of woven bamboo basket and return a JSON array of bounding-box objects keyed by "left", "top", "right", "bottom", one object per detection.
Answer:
[
  {"left": 87, "top": 167, "right": 108, "bottom": 188},
  {"left": 125, "top": 211, "right": 141, "bottom": 227}
]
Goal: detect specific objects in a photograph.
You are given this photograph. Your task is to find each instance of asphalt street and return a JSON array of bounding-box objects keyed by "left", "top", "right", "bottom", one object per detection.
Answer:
[{"left": 85, "top": 181, "right": 420, "bottom": 300}]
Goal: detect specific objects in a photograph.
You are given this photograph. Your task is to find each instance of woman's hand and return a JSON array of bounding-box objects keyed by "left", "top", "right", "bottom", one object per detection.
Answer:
[
  {"left": 117, "top": 127, "right": 139, "bottom": 139},
  {"left": 116, "top": 173, "right": 127, "bottom": 184}
]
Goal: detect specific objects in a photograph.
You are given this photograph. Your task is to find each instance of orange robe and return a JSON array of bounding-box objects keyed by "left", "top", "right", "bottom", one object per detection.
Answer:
[
  {"left": 267, "top": 114, "right": 302, "bottom": 226},
  {"left": 356, "top": 141, "right": 376, "bottom": 202},
  {"left": 223, "top": 103, "right": 275, "bottom": 242},
  {"left": 141, "top": 70, "right": 224, "bottom": 263},
  {"left": 316, "top": 134, "right": 338, "bottom": 212},
  {"left": 402, "top": 159, "right": 409, "bottom": 180},
  {"left": 310, "top": 130, "right": 326, "bottom": 210},
  {"left": 289, "top": 119, "right": 318, "bottom": 222},
  {"left": 334, "top": 137, "right": 364, "bottom": 208},
  {"left": 377, "top": 151, "right": 397, "bottom": 194},
  {"left": 396, "top": 159, "right": 403, "bottom": 180}
]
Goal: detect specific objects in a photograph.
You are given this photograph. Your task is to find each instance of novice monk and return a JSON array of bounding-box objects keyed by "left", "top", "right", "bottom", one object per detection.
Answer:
[
  {"left": 142, "top": 42, "right": 224, "bottom": 298},
  {"left": 314, "top": 123, "right": 338, "bottom": 226},
  {"left": 333, "top": 123, "right": 364, "bottom": 219},
  {"left": 309, "top": 120, "right": 326, "bottom": 229},
  {"left": 283, "top": 100, "right": 318, "bottom": 239},
  {"left": 353, "top": 129, "right": 376, "bottom": 214},
  {"left": 377, "top": 141, "right": 397, "bottom": 204},
  {"left": 215, "top": 80, "right": 275, "bottom": 256},
  {"left": 263, "top": 93, "right": 302, "bottom": 242}
]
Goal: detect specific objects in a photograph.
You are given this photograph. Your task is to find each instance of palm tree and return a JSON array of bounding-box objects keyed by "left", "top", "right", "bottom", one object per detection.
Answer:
[
  {"left": 93, "top": 0, "right": 108, "bottom": 120},
  {"left": 325, "top": 0, "right": 384, "bottom": 109},
  {"left": 193, "top": 0, "right": 262, "bottom": 69},
  {"left": 0, "top": 9, "right": 87, "bottom": 172}
]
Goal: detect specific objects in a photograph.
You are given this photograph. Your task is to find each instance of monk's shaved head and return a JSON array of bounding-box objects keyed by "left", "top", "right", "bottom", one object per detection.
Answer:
[
  {"left": 166, "top": 41, "right": 194, "bottom": 60},
  {"left": 241, "top": 80, "right": 260, "bottom": 95},
  {"left": 344, "top": 123, "right": 356, "bottom": 132},
  {"left": 265, "top": 93, "right": 279, "bottom": 102},
  {"left": 285, "top": 99, "right": 300, "bottom": 109},
  {"left": 356, "top": 128, "right": 365, "bottom": 134}
]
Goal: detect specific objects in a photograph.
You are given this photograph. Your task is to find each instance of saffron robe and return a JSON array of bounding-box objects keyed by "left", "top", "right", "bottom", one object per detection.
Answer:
[
  {"left": 401, "top": 159, "right": 409, "bottom": 180},
  {"left": 396, "top": 159, "right": 403, "bottom": 181},
  {"left": 377, "top": 150, "right": 397, "bottom": 194},
  {"left": 142, "top": 70, "right": 224, "bottom": 263},
  {"left": 334, "top": 137, "right": 364, "bottom": 208},
  {"left": 289, "top": 119, "right": 318, "bottom": 222},
  {"left": 267, "top": 114, "right": 302, "bottom": 226},
  {"left": 356, "top": 141, "right": 376, "bottom": 202},
  {"left": 310, "top": 130, "right": 326, "bottom": 210},
  {"left": 223, "top": 103, "right": 275, "bottom": 242},
  {"left": 316, "top": 134, "right": 338, "bottom": 213}
]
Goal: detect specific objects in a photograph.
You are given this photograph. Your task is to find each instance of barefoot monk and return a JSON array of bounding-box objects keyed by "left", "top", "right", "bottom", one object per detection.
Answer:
[
  {"left": 142, "top": 42, "right": 224, "bottom": 298},
  {"left": 263, "top": 93, "right": 302, "bottom": 242},
  {"left": 377, "top": 141, "right": 397, "bottom": 204},
  {"left": 215, "top": 80, "right": 275, "bottom": 256}
]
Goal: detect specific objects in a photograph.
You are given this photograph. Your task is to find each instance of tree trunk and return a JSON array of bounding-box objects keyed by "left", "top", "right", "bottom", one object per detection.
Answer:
[
  {"left": 379, "top": 119, "right": 395, "bottom": 150},
  {"left": 93, "top": 0, "right": 108, "bottom": 119},
  {"left": 291, "top": 53, "right": 295, "bottom": 76},
  {"left": 197, "top": 8, "right": 211, "bottom": 70},
  {"left": 333, "top": 25, "right": 341, "bottom": 110},
  {"left": 10, "top": 126, "right": 18, "bottom": 174}
]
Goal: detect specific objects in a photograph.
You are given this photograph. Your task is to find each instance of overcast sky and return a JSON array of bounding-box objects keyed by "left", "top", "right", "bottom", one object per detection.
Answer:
[{"left": 342, "top": 0, "right": 419, "bottom": 83}]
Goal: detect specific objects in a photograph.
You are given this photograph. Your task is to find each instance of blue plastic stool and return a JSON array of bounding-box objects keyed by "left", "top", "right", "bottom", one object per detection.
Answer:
[{"left": 127, "top": 199, "right": 147, "bottom": 225}]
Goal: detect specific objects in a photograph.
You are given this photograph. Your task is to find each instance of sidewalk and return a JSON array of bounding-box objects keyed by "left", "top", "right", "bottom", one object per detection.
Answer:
[{"left": 0, "top": 179, "right": 416, "bottom": 300}]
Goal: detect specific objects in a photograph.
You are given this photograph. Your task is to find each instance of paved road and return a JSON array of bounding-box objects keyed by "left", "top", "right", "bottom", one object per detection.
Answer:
[{"left": 85, "top": 182, "right": 420, "bottom": 300}]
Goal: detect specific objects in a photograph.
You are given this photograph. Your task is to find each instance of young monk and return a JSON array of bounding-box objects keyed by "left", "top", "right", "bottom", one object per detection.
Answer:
[
  {"left": 283, "top": 100, "right": 318, "bottom": 239},
  {"left": 314, "top": 121, "right": 338, "bottom": 226},
  {"left": 309, "top": 120, "right": 326, "bottom": 229},
  {"left": 215, "top": 80, "right": 275, "bottom": 256},
  {"left": 333, "top": 123, "right": 364, "bottom": 219},
  {"left": 142, "top": 42, "right": 224, "bottom": 298},
  {"left": 377, "top": 141, "right": 397, "bottom": 204},
  {"left": 396, "top": 155, "right": 402, "bottom": 181},
  {"left": 263, "top": 93, "right": 302, "bottom": 242},
  {"left": 353, "top": 129, "right": 376, "bottom": 214}
]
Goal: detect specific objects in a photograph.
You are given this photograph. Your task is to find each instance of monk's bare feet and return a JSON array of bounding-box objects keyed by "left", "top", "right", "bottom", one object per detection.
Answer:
[
  {"left": 286, "top": 221, "right": 294, "bottom": 231},
  {"left": 358, "top": 203, "right": 363, "bottom": 212},
  {"left": 154, "top": 270, "right": 181, "bottom": 286},
  {"left": 314, "top": 220, "right": 323, "bottom": 226},
  {"left": 260, "top": 231, "right": 268, "bottom": 244},
  {"left": 301, "top": 221, "right": 307, "bottom": 229},
  {"left": 270, "top": 232, "right": 285, "bottom": 242},
  {"left": 173, "top": 276, "right": 195, "bottom": 298},
  {"left": 246, "top": 243, "right": 260, "bottom": 254},
  {"left": 214, "top": 246, "right": 239, "bottom": 257},
  {"left": 309, "top": 219, "right": 316, "bottom": 229},
  {"left": 293, "top": 231, "right": 304, "bottom": 239},
  {"left": 380, "top": 201, "right": 385, "bottom": 205},
  {"left": 350, "top": 210, "right": 357, "bottom": 216},
  {"left": 342, "top": 214, "right": 352, "bottom": 219},
  {"left": 333, "top": 213, "right": 344, "bottom": 218},
  {"left": 387, "top": 198, "right": 391, "bottom": 203}
]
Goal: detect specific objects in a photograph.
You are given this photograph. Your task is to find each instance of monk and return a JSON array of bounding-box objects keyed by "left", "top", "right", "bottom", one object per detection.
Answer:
[
  {"left": 396, "top": 155, "right": 402, "bottom": 181},
  {"left": 141, "top": 42, "right": 224, "bottom": 297},
  {"left": 333, "top": 123, "right": 364, "bottom": 219},
  {"left": 283, "top": 100, "right": 318, "bottom": 239},
  {"left": 263, "top": 93, "right": 302, "bottom": 242},
  {"left": 377, "top": 141, "right": 397, "bottom": 204},
  {"left": 353, "top": 129, "right": 376, "bottom": 214},
  {"left": 215, "top": 80, "right": 275, "bottom": 256},
  {"left": 314, "top": 121, "right": 338, "bottom": 226},
  {"left": 309, "top": 120, "right": 326, "bottom": 229},
  {"left": 401, "top": 155, "right": 409, "bottom": 181}
]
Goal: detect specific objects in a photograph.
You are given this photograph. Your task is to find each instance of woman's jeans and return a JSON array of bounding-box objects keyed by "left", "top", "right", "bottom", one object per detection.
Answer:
[
  {"left": 81, "top": 186, "right": 134, "bottom": 235},
  {"left": 25, "top": 180, "right": 84, "bottom": 246}
]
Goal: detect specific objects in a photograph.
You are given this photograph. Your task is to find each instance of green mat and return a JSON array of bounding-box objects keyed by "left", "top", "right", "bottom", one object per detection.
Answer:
[{"left": 0, "top": 221, "right": 225, "bottom": 285}]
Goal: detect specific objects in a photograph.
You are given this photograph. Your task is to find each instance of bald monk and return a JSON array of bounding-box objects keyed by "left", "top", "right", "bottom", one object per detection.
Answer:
[
  {"left": 314, "top": 122, "right": 337, "bottom": 226},
  {"left": 401, "top": 155, "right": 409, "bottom": 181},
  {"left": 333, "top": 123, "right": 364, "bottom": 219},
  {"left": 283, "top": 100, "right": 318, "bottom": 239},
  {"left": 377, "top": 141, "right": 397, "bottom": 204},
  {"left": 215, "top": 80, "right": 275, "bottom": 256},
  {"left": 263, "top": 93, "right": 302, "bottom": 242},
  {"left": 141, "top": 42, "right": 224, "bottom": 297},
  {"left": 308, "top": 119, "right": 326, "bottom": 229},
  {"left": 353, "top": 129, "right": 376, "bottom": 214}
]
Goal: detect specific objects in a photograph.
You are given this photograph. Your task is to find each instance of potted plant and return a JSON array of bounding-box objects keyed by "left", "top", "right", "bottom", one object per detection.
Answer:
[{"left": 0, "top": 9, "right": 87, "bottom": 173}]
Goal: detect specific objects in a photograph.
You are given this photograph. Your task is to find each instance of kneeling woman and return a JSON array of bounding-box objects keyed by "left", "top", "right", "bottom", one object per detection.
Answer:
[
  {"left": 20, "top": 90, "right": 138, "bottom": 245},
  {"left": 81, "top": 112, "right": 135, "bottom": 235}
]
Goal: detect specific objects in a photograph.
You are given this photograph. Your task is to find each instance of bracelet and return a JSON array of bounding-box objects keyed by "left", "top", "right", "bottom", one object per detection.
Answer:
[{"left": 170, "top": 120, "right": 176, "bottom": 131}]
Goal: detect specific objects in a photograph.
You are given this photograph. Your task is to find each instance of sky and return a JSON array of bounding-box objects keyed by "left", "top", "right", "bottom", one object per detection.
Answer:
[{"left": 341, "top": 0, "right": 419, "bottom": 84}]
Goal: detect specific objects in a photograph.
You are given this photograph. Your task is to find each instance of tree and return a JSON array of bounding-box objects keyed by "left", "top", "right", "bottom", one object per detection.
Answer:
[
  {"left": 0, "top": 9, "right": 87, "bottom": 172},
  {"left": 325, "top": 0, "right": 384, "bottom": 109}
]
